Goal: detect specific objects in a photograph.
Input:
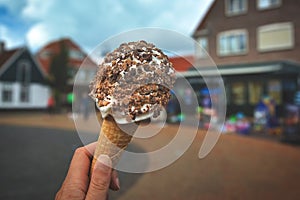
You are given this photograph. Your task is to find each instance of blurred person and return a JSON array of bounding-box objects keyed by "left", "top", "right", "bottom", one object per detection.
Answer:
[
  {"left": 81, "top": 93, "right": 91, "bottom": 120},
  {"left": 253, "top": 98, "right": 268, "bottom": 132},
  {"left": 55, "top": 143, "right": 120, "bottom": 200},
  {"left": 200, "top": 88, "right": 212, "bottom": 128},
  {"left": 47, "top": 95, "right": 55, "bottom": 114},
  {"left": 263, "top": 96, "right": 280, "bottom": 134},
  {"left": 166, "top": 92, "right": 180, "bottom": 123}
]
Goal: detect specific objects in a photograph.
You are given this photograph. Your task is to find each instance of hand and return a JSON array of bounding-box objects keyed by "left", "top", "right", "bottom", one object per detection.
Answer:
[{"left": 55, "top": 143, "right": 120, "bottom": 200}]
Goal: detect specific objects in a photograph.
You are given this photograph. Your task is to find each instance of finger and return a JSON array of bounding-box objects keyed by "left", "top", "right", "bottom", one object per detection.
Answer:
[
  {"left": 86, "top": 155, "right": 112, "bottom": 200},
  {"left": 110, "top": 170, "right": 120, "bottom": 191},
  {"left": 64, "top": 142, "right": 97, "bottom": 182},
  {"left": 65, "top": 147, "right": 91, "bottom": 184},
  {"left": 59, "top": 146, "right": 92, "bottom": 199},
  {"left": 84, "top": 142, "right": 97, "bottom": 156}
]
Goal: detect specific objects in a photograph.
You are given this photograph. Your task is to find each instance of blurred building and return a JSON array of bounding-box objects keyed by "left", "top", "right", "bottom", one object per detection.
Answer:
[
  {"left": 0, "top": 42, "right": 50, "bottom": 109},
  {"left": 188, "top": 0, "right": 300, "bottom": 116},
  {"left": 36, "top": 38, "right": 97, "bottom": 89}
]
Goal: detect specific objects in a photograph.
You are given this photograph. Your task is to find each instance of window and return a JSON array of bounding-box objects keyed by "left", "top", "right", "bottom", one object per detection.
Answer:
[
  {"left": 257, "top": 22, "right": 294, "bottom": 52},
  {"left": 226, "top": 0, "right": 247, "bottom": 16},
  {"left": 218, "top": 29, "right": 248, "bottom": 56},
  {"left": 268, "top": 80, "right": 281, "bottom": 104},
  {"left": 248, "top": 81, "right": 263, "bottom": 105},
  {"left": 197, "top": 37, "right": 208, "bottom": 58},
  {"left": 70, "top": 50, "right": 85, "bottom": 60},
  {"left": 17, "top": 61, "right": 31, "bottom": 103},
  {"left": 232, "top": 82, "right": 246, "bottom": 105},
  {"left": 40, "top": 50, "right": 53, "bottom": 59},
  {"left": 2, "top": 83, "right": 13, "bottom": 103},
  {"left": 17, "top": 61, "right": 31, "bottom": 83},
  {"left": 20, "top": 85, "right": 30, "bottom": 102},
  {"left": 257, "top": 0, "right": 281, "bottom": 10}
]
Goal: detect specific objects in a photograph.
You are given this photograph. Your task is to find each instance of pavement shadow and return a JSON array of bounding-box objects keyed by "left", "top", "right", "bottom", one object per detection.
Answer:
[{"left": 0, "top": 125, "right": 146, "bottom": 200}]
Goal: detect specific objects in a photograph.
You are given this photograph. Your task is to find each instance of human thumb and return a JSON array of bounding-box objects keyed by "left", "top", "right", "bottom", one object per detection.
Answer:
[{"left": 86, "top": 155, "right": 112, "bottom": 200}]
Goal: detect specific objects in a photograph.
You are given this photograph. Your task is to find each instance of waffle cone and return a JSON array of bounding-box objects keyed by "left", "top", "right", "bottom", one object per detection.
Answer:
[{"left": 91, "top": 116, "right": 137, "bottom": 171}]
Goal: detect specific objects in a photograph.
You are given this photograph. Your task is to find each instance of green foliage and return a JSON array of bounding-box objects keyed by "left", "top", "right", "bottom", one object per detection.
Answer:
[
  {"left": 49, "top": 40, "right": 69, "bottom": 111},
  {"left": 49, "top": 41, "right": 69, "bottom": 93}
]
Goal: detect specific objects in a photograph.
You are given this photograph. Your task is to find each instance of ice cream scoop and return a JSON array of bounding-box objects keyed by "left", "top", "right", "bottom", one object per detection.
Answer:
[{"left": 89, "top": 40, "right": 176, "bottom": 169}]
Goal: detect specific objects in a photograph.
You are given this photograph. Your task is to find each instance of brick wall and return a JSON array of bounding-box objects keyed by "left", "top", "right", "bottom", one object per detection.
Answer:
[{"left": 194, "top": 0, "right": 300, "bottom": 66}]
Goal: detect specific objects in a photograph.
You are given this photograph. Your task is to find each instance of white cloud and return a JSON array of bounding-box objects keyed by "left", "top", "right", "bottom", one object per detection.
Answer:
[
  {"left": 26, "top": 23, "right": 51, "bottom": 50},
  {"left": 22, "top": 0, "right": 53, "bottom": 19},
  {"left": 2, "top": 0, "right": 214, "bottom": 53}
]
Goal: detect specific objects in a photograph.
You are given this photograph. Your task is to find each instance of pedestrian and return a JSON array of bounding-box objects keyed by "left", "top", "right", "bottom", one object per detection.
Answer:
[
  {"left": 47, "top": 95, "right": 55, "bottom": 114},
  {"left": 81, "top": 93, "right": 90, "bottom": 120}
]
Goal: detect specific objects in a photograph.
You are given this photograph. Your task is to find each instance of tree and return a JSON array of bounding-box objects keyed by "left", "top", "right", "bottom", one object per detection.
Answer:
[{"left": 49, "top": 41, "right": 69, "bottom": 111}]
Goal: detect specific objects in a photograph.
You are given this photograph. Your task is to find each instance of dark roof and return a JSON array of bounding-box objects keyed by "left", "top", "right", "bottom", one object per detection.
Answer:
[{"left": 0, "top": 49, "right": 20, "bottom": 69}]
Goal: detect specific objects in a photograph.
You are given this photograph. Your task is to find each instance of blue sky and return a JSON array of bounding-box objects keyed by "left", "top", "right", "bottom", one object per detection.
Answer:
[{"left": 0, "top": 0, "right": 213, "bottom": 54}]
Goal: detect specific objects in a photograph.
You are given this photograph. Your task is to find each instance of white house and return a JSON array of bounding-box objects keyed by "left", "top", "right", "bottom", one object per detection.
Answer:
[{"left": 0, "top": 42, "right": 50, "bottom": 109}]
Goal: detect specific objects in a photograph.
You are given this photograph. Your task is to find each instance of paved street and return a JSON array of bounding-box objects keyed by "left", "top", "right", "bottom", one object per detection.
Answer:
[{"left": 0, "top": 113, "right": 300, "bottom": 200}]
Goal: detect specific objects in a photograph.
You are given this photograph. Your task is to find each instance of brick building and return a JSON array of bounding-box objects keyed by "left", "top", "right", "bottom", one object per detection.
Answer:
[
  {"left": 36, "top": 38, "right": 97, "bottom": 88},
  {"left": 190, "top": 0, "right": 300, "bottom": 116}
]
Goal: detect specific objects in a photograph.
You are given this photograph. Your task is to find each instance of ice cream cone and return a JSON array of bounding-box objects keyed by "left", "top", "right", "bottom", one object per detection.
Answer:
[
  {"left": 89, "top": 41, "right": 176, "bottom": 174},
  {"left": 91, "top": 115, "right": 137, "bottom": 172}
]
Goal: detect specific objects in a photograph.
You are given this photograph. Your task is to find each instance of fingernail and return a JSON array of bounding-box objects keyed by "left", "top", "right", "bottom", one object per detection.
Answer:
[
  {"left": 96, "top": 155, "right": 112, "bottom": 172},
  {"left": 116, "top": 177, "right": 120, "bottom": 190}
]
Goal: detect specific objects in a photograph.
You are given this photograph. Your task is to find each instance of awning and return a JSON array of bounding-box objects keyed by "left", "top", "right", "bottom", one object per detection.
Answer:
[{"left": 177, "top": 61, "right": 300, "bottom": 78}]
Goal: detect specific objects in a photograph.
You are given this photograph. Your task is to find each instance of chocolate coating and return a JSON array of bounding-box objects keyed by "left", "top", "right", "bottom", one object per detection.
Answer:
[{"left": 90, "top": 40, "right": 176, "bottom": 121}]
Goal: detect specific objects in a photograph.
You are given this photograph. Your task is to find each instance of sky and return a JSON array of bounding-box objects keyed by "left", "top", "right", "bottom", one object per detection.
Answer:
[{"left": 0, "top": 0, "right": 213, "bottom": 54}]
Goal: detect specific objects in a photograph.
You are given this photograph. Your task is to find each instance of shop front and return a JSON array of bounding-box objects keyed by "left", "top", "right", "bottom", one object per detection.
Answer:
[{"left": 180, "top": 61, "right": 300, "bottom": 118}]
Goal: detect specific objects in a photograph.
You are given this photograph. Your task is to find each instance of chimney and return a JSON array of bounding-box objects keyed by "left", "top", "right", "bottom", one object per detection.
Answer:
[{"left": 0, "top": 41, "right": 5, "bottom": 54}]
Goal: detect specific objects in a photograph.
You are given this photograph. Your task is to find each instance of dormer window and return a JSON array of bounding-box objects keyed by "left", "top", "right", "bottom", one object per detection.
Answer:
[{"left": 225, "top": 0, "right": 248, "bottom": 16}]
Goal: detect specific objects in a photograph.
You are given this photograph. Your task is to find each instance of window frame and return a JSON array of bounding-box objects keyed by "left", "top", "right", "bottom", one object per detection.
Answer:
[
  {"left": 257, "top": 22, "right": 294, "bottom": 52},
  {"left": 231, "top": 82, "right": 247, "bottom": 105},
  {"left": 248, "top": 81, "right": 264, "bottom": 105},
  {"left": 268, "top": 79, "right": 282, "bottom": 104},
  {"left": 257, "top": 0, "right": 281, "bottom": 10},
  {"left": 225, "top": 0, "right": 248, "bottom": 16},
  {"left": 196, "top": 37, "right": 209, "bottom": 59},
  {"left": 217, "top": 29, "right": 249, "bottom": 57},
  {"left": 1, "top": 83, "right": 13, "bottom": 103}
]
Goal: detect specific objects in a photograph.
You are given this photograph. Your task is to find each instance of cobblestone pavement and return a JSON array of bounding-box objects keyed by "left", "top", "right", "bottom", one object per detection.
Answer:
[{"left": 0, "top": 113, "right": 300, "bottom": 200}]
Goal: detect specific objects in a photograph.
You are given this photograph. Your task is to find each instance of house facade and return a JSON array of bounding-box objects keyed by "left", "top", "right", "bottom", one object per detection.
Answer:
[
  {"left": 191, "top": 0, "right": 300, "bottom": 116},
  {"left": 36, "top": 38, "right": 97, "bottom": 88},
  {"left": 0, "top": 42, "right": 50, "bottom": 109}
]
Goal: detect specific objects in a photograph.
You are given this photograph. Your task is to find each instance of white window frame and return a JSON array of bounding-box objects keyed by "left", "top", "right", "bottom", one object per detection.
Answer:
[
  {"left": 17, "top": 60, "right": 31, "bottom": 103},
  {"left": 196, "top": 37, "right": 209, "bottom": 58},
  {"left": 257, "top": 0, "right": 281, "bottom": 10},
  {"left": 1, "top": 83, "right": 13, "bottom": 103},
  {"left": 70, "top": 49, "right": 85, "bottom": 60},
  {"left": 225, "top": 0, "right": 248, "bottom": 16},
  {"left": 217, "top": 29, "right": 248, "bottom": 56},
  {"left": 257, "top": 22, "right": 294, "bottom": 52}
]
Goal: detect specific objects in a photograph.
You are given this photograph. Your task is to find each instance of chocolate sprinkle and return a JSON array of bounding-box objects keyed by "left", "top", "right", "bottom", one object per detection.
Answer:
[{"left": 90, "top": 40, "right": 176, "bottom": 121}]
